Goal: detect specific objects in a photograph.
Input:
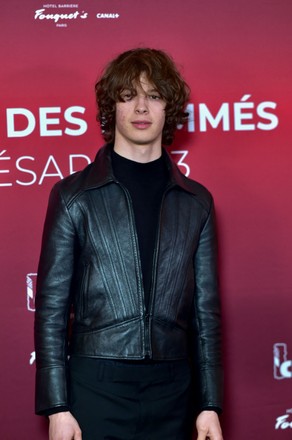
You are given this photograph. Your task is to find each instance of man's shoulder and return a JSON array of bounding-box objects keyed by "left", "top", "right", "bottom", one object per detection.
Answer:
[
  {"left": 177, "top": 171, "right": 214, "bottom": 211},
  {"left": 51, "top": 161, "right": 94, "bottom": 204},
  {"left": 165, "top": 148, "right": 213, "bottom": 209},
  {"left": 50, "top": 144, "right": 111, "bottom": 204},
  {"left": 183, "top": 174, "right": 212, "bottom": 197}
]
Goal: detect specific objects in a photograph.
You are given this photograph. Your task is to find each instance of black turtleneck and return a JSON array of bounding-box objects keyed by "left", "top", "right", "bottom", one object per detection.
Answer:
[{"left": 111, "top": 149, "right": 168, "bottom": 309}]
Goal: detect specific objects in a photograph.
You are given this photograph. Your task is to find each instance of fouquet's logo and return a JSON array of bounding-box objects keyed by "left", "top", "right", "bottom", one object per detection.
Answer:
[
  {"left": 273, "top": 343, "right": 292, "bottom": 379},
  {"left": 34, "top": 6, "right": 88, "bottom": 27},
  {"left": 275, "top": 410, "right": 292, "bottom": 430}
]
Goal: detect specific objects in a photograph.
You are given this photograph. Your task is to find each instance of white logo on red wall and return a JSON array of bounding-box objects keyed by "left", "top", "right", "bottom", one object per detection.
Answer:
[
  {"left": 96, "top": 13, "right": 120, "bottom": 19},
  {"left": 34, "top": 4, "right": 88, "bottom": 28},
  {"left": 274, "top": 343, "right": 292, "bottom": 380},
  {"left": 27, "top": 273, "right": 37, "bottom": 365},
  {"left": 275, "top": 409, "right": 292, "bottom": 430},
  {"left": 27, "top": 273, "right": 37, "bottom": 312}
]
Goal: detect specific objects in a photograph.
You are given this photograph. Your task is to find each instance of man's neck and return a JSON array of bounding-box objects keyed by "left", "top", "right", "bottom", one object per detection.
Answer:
[{"left": 113, "top": 141, "right": 162, "bottom": 164}]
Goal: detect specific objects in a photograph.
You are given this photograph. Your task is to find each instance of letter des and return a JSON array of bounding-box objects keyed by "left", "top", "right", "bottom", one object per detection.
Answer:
[{"left": 6, "top": 106, "right": 87, "bottom": 138}]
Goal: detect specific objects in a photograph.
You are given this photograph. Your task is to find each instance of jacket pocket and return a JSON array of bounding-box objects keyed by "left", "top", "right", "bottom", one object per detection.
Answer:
[{"left": 78, "top": 263, "right": 91, "bottom": 319}]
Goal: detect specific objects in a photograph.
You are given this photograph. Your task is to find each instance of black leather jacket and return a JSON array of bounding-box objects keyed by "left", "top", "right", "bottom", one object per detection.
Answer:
[{"left": 34, "top": 144, "right": 223, "bottom": 414}]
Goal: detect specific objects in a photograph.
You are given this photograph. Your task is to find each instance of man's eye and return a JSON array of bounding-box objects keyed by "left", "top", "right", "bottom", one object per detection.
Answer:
[
  {"left": 121, "top": 92, "right": 133, "bottom": 101},
  {"left": 149, "top": 94, "right": 161, "bottom": 100}
]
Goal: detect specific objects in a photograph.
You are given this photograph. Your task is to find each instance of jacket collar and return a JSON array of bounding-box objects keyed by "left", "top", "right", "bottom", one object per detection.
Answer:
[{"left": 83, "top": 143, "right": 197, "bottom": 195}]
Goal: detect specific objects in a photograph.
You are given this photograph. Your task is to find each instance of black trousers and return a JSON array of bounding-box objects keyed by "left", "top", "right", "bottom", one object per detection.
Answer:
[{"left": 69, "top": 357, "right": 194, "bottom": 440}]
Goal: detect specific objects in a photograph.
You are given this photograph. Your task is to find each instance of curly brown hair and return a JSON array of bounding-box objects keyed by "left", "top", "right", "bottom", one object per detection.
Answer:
[{"left": 95, "top": 48, "right": 190, "bottom": 146}]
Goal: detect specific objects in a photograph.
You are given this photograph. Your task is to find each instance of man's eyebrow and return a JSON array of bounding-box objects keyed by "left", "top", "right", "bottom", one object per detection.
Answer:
[
  {"left": 142, "top": 87, "right": 160, "bottom": 94},
  {"left": 120, "top": 88, "right": 136, "bottom": 94}
]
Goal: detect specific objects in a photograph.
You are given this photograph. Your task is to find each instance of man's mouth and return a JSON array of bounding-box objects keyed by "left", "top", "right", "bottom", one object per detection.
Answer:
[{"left": 131, "top": 120, "right": 152, "bottom": 129}]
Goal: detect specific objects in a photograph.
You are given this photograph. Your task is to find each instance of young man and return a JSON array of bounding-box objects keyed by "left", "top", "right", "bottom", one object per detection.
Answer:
[{"left": 35, "top": 48, "right": 224, "bottom": 440}]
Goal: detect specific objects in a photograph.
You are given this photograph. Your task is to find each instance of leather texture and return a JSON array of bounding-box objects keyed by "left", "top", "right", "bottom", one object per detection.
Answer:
[{"left": 34, "top": 144, "right": 223, "bottom": 414}]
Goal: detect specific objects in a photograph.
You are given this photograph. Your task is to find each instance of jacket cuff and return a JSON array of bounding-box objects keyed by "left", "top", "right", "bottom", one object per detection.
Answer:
[
  {"left": 35, "top": 366, "right": 68, "bottom": 415},
  {"left": 196, "top": 366, "right": 224, "bottom": 413}
]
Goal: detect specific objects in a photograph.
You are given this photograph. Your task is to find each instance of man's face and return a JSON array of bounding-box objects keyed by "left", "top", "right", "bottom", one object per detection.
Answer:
[{"left": 114, "top": 73, "right": 166, "bottom": 151}]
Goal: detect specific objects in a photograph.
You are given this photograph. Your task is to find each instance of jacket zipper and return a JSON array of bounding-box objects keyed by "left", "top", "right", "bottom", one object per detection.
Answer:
[
  {"left": 145, "top": 183, "right": 175, "bottom": 358},
  {"left": 116, "top": 182, "right": 146, "bottom": 353},
  {"left": 117, "top": 180, "right": 175, "bottom": 359}
]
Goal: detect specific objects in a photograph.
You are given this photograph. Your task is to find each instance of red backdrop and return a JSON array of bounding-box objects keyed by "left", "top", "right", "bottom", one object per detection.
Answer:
[{"left": 1, "top": 0, "right": 291, "bottom": 438}]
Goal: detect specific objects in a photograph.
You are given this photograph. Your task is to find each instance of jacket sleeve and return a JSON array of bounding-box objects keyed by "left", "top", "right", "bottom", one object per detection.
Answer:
[
  {"left": 192, "top": 198, "right": 224, "bottom": 413},
  {"left": 34, "top": 183, "right": 76, "bottom": 415}
]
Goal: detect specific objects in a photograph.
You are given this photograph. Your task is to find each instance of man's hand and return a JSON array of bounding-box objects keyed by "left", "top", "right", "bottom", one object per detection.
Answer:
[
  {"left": 196, "top": 410, "right": 223, "bottom": 440},
  {"left": 49, "top": 411, "right": 82, "bottom": 440}
]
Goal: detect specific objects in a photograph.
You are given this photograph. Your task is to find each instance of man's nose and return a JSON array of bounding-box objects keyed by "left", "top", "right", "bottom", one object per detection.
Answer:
[{"left": 135, "top": 95, "right": 149, "bottom": 113}]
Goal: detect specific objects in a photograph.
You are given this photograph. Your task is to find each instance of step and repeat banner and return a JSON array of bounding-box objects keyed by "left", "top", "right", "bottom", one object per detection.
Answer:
[{"left": 0, "top": 0, "right": 291, "bottom": 438}]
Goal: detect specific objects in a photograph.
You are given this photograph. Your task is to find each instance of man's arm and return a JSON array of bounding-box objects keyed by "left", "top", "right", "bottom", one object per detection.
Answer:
[
  {"left": 192, "top": 197, "right": 224, "bottom": 411},
  {"left": 35, "top": 183, "right": 76, "bottom": 414}
]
